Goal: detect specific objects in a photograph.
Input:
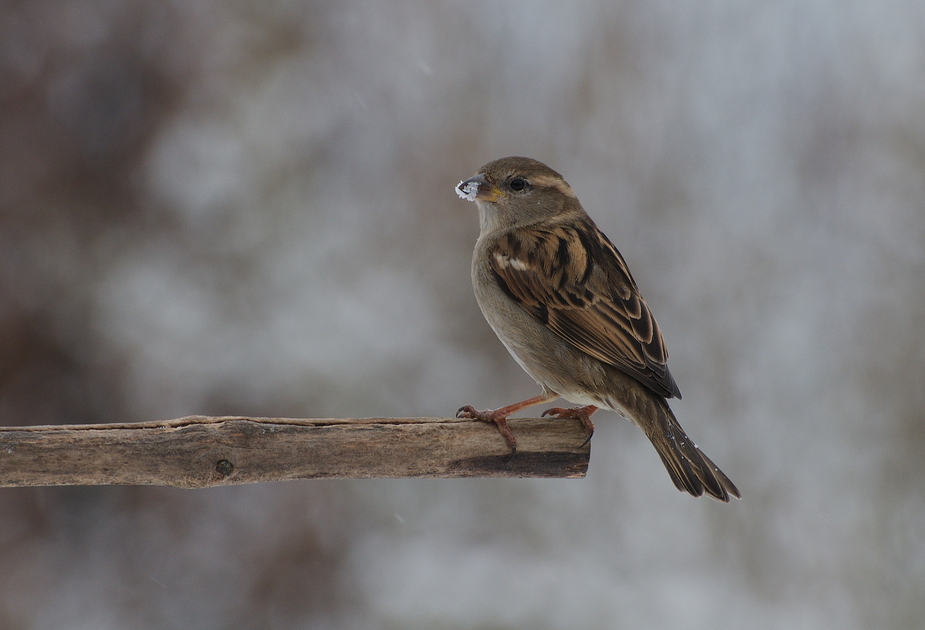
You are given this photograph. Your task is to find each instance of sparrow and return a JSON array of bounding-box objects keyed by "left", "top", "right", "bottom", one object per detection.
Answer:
[{"left": 455, "top": 156, "right": 740, "bottom": 502}]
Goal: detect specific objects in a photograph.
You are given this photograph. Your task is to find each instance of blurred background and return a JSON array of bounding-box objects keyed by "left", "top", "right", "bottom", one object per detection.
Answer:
[{"left": 1, "top": 1, "right": 923, "bottom": 628}]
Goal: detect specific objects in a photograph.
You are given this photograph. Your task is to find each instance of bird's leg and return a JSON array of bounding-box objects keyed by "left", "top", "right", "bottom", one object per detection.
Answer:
[
  {"left": 456, "top": 392, "right": 558, "bottom": 460},
  {"left": 541, "top": 405, "right": 598, "bottom": 447}
]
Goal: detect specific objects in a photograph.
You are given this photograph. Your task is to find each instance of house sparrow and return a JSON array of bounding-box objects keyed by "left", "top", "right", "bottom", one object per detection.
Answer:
[{"left": 455, "top": 156, "right": 740, "bottom": 502}]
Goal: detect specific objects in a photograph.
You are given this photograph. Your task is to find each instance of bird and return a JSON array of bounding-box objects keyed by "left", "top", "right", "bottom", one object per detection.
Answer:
[{"left": 455, "top": 156, "right": 740, "bottom": 502}]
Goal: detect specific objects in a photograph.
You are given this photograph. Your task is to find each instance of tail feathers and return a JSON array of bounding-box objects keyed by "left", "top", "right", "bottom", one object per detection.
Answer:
[{"left": 643, "top": 400, "right": 741, "bottom": 502}]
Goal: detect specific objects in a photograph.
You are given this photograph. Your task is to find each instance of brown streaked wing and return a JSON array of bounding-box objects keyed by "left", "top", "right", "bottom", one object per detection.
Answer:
[{"left": 489, "top": 217, "right": 681, "bottom": 399}]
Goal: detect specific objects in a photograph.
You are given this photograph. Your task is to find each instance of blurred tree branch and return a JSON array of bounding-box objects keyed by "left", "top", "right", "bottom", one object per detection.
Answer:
[{"left": 0, "top": 416, "right": 589, "bottom": 488}]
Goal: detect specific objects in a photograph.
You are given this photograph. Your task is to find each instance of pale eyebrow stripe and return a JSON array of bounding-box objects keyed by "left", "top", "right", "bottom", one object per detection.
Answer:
[{"left": 530, "top": 174, "right": 576, "bottom": 198}]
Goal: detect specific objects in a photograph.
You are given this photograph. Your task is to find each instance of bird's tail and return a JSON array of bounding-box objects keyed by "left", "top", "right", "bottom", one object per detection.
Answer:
[{"left": 637, "top": 397, "right": 741, "bottom": 502}]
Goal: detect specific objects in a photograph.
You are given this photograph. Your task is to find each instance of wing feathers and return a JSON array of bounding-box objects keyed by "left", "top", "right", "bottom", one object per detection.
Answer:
[{"left": 489, "top": 215, "right": 681, "bottom": 399}]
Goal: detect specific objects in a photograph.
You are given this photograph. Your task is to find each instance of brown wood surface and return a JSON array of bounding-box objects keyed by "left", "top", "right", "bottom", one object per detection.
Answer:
[{"left": 0, "top": 416, "right": 590, "bottom": 488}]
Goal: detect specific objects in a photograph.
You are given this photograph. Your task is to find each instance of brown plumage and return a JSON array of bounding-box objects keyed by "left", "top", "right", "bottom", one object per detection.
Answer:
[
  {"left": 487, "top": 219, "right": 681, "bottom": 400},
  {"left": 456, "top": 156, "right": 740, "bottom": 502}
]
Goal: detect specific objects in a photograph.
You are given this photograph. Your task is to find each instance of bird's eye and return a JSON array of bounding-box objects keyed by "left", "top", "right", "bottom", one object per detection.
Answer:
[{"left": 509, "top": 177, "right": 527, "bottom": 192}]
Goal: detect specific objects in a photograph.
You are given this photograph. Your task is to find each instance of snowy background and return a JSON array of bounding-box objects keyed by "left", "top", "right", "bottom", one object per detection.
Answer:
[{"left": 1, "top": 1, "right": 924, "bottom": 628}]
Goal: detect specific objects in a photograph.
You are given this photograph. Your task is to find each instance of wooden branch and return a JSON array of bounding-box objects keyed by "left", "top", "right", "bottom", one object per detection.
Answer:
[{"left": 0, "top": 416, "right": 589, "bottom": 488}]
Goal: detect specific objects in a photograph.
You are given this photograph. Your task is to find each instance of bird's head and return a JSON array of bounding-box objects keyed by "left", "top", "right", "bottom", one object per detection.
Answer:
[{"left": 456, "top": 156, "right": 579, "bottom": 233}]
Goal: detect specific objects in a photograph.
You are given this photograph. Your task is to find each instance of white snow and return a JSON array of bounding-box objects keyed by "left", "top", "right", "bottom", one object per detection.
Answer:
[{"left": 456, "top": 179, "right": 480, "bottom": 201}]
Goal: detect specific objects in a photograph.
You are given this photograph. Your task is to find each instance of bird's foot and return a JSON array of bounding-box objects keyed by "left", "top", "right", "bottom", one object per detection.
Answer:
[
  {"left": 456, "top": 405, "right": 517, "bottom": 460},
  {"left": 541, "top": 405, "right": 598, "bottom": 447}
]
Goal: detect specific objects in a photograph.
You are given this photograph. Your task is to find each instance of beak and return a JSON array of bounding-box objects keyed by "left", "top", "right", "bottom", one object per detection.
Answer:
[{"left": 456, "top": 174, "right": 502, "bottom": 202}]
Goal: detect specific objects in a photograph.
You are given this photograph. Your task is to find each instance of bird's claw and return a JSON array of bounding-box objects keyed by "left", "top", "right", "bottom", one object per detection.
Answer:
[
  {"left": 456, "top": 404, "right": 517, "bottom": 460},
  {"left": 542, "top": 405, "right": 597, "bottom": 447},
  {"left": 456, "top": 405, "right": 479, "bottom": 419}
]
